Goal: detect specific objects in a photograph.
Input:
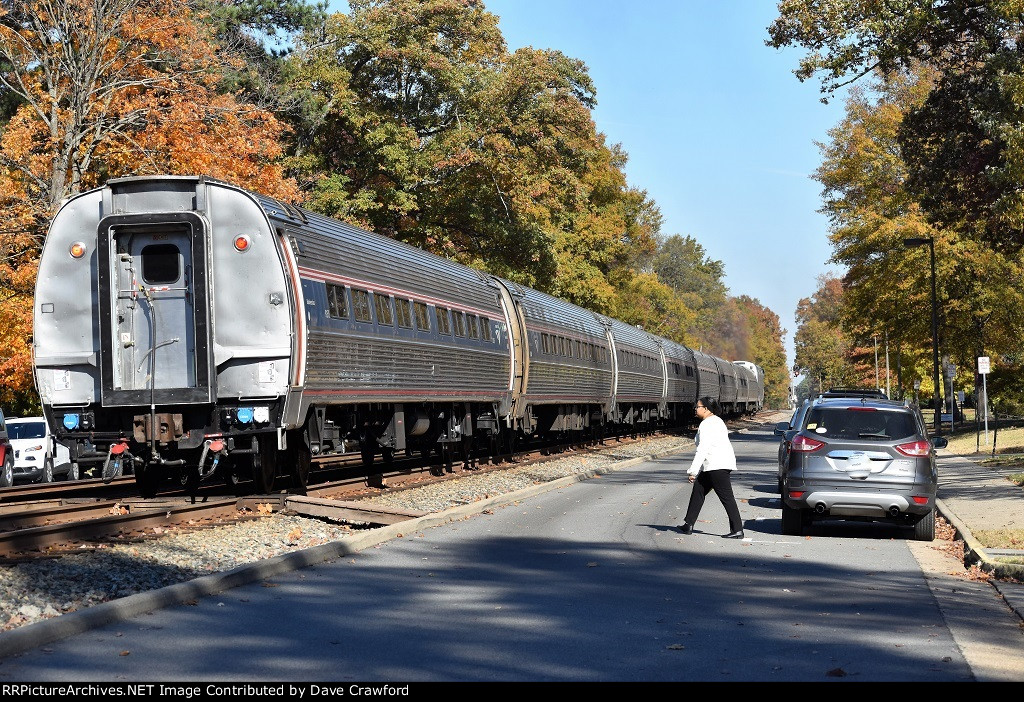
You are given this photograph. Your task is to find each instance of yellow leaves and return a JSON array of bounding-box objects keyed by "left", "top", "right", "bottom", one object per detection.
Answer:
[{"left": 256, "top": 503, "right": 274, "bottom": 515}]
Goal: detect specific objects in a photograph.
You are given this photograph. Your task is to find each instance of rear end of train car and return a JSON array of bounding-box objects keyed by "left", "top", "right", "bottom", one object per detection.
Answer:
[{"left": 34, "top": 176, "right": 297, "bottom": 496}]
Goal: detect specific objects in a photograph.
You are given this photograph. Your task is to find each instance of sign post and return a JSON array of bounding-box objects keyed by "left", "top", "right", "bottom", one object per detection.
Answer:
[
  {"left": 942, "top": 358, "right": 956, "bottom": 434},
  {"left": 978, "top": 356, "right": 990, "bottom": 445}
]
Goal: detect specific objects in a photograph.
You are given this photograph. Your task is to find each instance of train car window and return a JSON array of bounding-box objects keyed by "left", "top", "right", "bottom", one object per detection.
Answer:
[
  {"left": 352, "top": 289, "right": 372, "bottom": 323},
  {"left": 452, "top": 311, "right": 466, "bottom": 337},
  {"left": 560, "top": 337, "right": 568, "bottom": 356},
  {"left": 686, "top": 366, "right": 693, "bottom": 377},
  {"left": 575, "top": 340, "right": 581, "bottom": 358},
  {"left": 327, "top": 283, "right": 349, "bottom": 319},
  {"left": 436, "top": 307, "right": 452, "bottom": 335},
  {"left": 395, "top": 298, "right": 413, "bottom": 328},
  {"left": 141, "top": 244, "right": 180, "bottom": 284},
  {"left": 541, "top": 333, "right": 549, "bottom": 354},
  {"left": 414, "top": 301, "right": 431, "bottom": 331},
  {"left": 374, "top": 294, "right": 394, "bottom": 326},
  {"left": 467, "top": 314, "right": 479, "bottom": 339},
  {"left": 480, "top": 317, "right": 492, "bottom": 342}
]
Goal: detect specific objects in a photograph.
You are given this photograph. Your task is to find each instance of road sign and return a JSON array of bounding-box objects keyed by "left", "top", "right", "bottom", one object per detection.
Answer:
[{"left": 978, "top": 356, "right": 990, "bottom": 374}]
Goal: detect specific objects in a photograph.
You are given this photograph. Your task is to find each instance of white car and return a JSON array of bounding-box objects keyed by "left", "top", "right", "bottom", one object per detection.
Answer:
[{"left": 7, "top": 416, "right": 77, "bottom": 482}]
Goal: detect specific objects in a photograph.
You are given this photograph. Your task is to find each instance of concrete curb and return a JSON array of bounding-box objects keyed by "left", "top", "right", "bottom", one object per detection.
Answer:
[
  {"left": 935, "top": 498, "right": 1024, "bottom": 583},
  {"left": 0, "top": 448, "right": 675, "bottom": 659}
]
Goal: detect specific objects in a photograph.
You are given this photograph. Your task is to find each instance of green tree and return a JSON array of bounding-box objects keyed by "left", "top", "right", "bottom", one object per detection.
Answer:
[
  {"left": 816, "top": 67, "right": 1024, "bottom": 399},
  {"left": 285, "top": 0, "right": 660, "bottom": 315},
  {"left": 768, "top": 0, "right": 1024, "bottom": 253},
  {"left": 652, "top": 234, "right": 727, "bottom": 342}
]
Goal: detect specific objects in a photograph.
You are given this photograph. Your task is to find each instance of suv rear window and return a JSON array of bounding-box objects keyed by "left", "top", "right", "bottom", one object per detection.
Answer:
[{"left": 803, "top": 407, "right": 918, "bottom": 440}]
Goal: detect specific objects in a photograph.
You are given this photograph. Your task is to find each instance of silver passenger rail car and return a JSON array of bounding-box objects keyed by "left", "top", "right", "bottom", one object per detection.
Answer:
[
  {"left": 510, "top": 284, "right": 613, "bottom": 444},
  {"left": 605, "top": 318, "right": 665, "bottom": 432},
  {"left": 34, "top": 175, "right": 767, "bottom": 497},
  {"left": 733, "top": 361, "right": 765, "bottom": 414},
  {"left": 661, "top": 338, "right": 700, "bottom": 421}
]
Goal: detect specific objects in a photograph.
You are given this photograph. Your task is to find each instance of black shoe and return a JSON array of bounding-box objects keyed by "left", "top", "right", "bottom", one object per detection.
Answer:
[
  {"left": 678, "top": 523, "right": 693, "bottom": 534},
  {"left": 723, "top": 530, "right": 745, "bottom": 539}
]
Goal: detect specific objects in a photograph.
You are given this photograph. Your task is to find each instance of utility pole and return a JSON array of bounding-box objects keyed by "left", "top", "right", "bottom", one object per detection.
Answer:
[{"left": 885, "top": 331, "right": 890, "bottom": 398}]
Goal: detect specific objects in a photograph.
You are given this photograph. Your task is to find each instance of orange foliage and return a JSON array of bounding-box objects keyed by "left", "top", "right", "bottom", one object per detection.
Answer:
[{"left": 0, "top": 0, "right": 298, "bottom": 407}]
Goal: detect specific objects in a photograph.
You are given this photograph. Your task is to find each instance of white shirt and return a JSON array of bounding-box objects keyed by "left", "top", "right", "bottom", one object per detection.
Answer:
[{"left": 687, "top": 414, "right": 737, "bottom": 476}]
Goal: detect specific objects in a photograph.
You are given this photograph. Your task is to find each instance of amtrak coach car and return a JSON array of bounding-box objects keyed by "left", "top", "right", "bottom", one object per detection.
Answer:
[{"left": 33, "top": 175, "right": 764, "bottom": 496}]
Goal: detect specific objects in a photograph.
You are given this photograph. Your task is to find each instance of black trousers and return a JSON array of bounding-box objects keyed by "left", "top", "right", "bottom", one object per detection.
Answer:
[{"left": 684, "top": 469, "right": 743, "bottom": 533}]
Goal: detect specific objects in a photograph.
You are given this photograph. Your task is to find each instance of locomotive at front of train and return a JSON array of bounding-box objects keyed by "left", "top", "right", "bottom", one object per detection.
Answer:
[{"left": 34, "top": 176, "right": 303, "bottom": 496}]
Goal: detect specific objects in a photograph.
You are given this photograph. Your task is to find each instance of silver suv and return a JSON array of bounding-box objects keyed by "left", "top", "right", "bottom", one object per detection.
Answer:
[{"left": 779, "top": 395, "right": 947, "bottom": 541}]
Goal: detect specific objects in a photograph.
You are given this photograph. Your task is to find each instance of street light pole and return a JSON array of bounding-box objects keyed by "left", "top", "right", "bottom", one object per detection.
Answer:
[{"left": 904, "top": 236, "right": 941, "bottom": 432}]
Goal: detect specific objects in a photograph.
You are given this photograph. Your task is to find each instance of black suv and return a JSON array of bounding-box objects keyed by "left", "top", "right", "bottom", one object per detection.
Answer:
[{"left": 779, "top": 394, "right": 947, "bottom": 541}]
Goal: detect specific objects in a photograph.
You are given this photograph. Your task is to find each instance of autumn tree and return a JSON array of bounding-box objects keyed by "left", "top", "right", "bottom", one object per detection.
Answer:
[
  {"left": 734, "top": 295, "right": 790, "bottom": 408},
  {"left": 769, "top": 0, "right": 1024, "bottom": 254},
  {"left": 652, "top": 234, "right": 728, "bottom": 343},
  {"left": 793, "top": 274, "right": 862, "bottom": 393},
  {"left": 816, "top": 67, "right": 1024, "bottom": 400},
  {"left": 283, "top": 0, "right": 661, "bottom": 318},
  {"left": 0, "top": 0, "right": 301, "bottom": 408}
]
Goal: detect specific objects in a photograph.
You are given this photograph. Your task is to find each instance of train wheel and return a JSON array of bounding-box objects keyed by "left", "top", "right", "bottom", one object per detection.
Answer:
[
  {"left": 252, "top": 436, "right": 277, "bottom": 494},
  {"left": 441, "top": 442, "right": 454, "bottom": 473},
  {"left": 135, "top": 466, "right": 162, "bottom": 498},
  {"left": 177, "top": 466, "right": 199, "bottom": 495},
  {"left": 287, "top": 430, "right": 311, "bottom": 492},
  {"left": 381, "top": 446, "right": 394, "bottom": 465},
  {"left": 487, "top": 435, "right": 499, "bottom": 465},
  {"left": 360, "top": 440, "right": 375, "bottom": 468},
  {"left": 222, "top": 458, "right": 243, "bottom": 496}
]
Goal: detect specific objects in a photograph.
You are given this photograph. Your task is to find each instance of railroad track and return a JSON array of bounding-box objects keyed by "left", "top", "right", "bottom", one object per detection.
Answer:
[{"left": 0, "top": 415, "right": 775, "bottom": 560}]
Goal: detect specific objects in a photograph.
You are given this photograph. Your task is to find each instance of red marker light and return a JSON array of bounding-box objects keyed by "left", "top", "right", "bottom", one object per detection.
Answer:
[
  {"left": 69, "top": 242, "right": 86, "bottom": 258},
  {"left": 233, "top": 235, "right": 251, "bottom": 252}
]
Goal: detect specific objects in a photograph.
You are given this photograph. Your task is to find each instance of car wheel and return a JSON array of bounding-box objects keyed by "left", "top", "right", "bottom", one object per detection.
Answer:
[
  {"left": 781, "top": 502, "right": 804, "bottom": 536},
  {"left": 41, "top": 456, "right": 54, "bottom": 483},
  {"left": 66, "top": 461, "right": 80, "bottom": 481},
  {"left": 914, "top": 510, "right": 935, "bottom": 542},
  {"left": 0, "top": 455, "right": 12, "bottom": 487}
]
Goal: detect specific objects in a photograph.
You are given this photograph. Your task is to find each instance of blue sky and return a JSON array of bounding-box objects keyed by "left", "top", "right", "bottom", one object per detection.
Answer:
[{"left": 328, "top": 1, "right": 848, "bottom": 372}]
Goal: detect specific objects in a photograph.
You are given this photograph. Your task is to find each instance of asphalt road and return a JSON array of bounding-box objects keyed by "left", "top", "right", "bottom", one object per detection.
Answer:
[{"left": 1, "top": 423, "right": 1022, "bottom": 682}]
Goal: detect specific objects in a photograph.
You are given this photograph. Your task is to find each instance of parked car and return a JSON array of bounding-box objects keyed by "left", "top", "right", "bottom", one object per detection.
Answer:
[
  {"left": 819, "top": 388, "right": 889, "bottom": 400},
  {"left": 779, "top": 394, "right": 947, "bottom": 541},
  {"left": 7, "top": 416, "right": 76, "bottom": 483},
  {"left": 774, "top": 398, "right": 810, "bottom": 493},
  {"left": 0, "top": 408, "right": 12, "bottom": 487}
]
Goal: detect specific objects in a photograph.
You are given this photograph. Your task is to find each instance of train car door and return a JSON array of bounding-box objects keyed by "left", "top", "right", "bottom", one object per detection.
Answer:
[{"left": 98, "top": 215, "right": 212, "bottom": 406}]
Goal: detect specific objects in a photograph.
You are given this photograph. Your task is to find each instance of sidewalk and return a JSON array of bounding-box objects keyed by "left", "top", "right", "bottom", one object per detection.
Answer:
[{"left": 933, "top": 450, "right": 1024, "bottom": 619}]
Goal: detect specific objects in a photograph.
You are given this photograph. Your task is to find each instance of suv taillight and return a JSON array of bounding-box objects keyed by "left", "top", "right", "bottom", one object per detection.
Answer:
[
  {"left": 791, "top": 434, "right": 825, "bottom": 452},
  {"left": 896, "top": 440, "right": 930, "bottom": 457}
]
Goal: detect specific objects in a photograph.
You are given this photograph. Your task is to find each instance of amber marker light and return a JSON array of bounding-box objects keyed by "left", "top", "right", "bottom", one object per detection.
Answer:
[
  {"left": 69, "top": 242, "right": 86, "bottom": 258},
  {"left": 233, "top": 234, "right": 251, "bottom": 252}
]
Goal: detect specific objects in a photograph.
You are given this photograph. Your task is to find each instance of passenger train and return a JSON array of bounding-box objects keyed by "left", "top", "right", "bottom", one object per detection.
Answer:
[{"left": 32, "top": 176, "right": 764, "bottom": 496}]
